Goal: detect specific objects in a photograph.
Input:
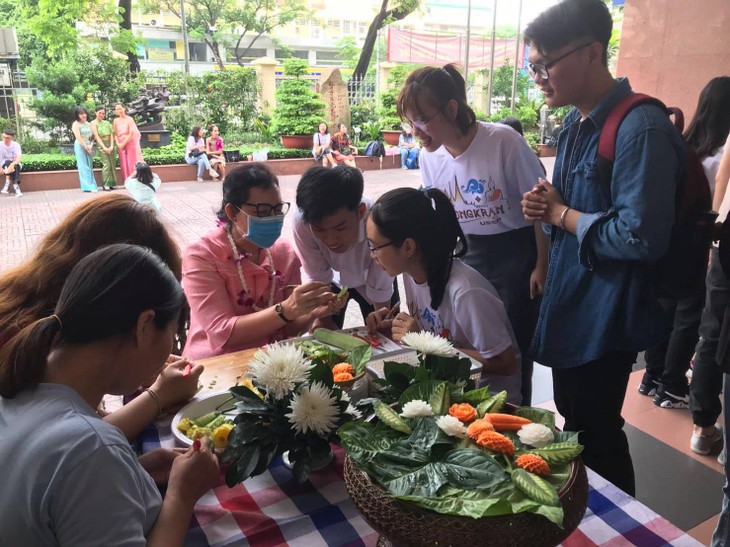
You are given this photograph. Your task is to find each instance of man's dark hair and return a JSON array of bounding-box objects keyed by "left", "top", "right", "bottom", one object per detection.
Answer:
[
  {"left": 524, "top": 0, "right": 613, "bottom": 65},
  {"left": 2, "top": 129, "right": 15, "bottom": 137},
  {"left": 296, "top": 165, "right": 364, "bottom": 224},
  {"left": 498, "top": 117, "right": 524, "bottom": 136}
]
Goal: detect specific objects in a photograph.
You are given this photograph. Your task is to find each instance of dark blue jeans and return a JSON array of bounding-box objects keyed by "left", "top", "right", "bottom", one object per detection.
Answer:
[{"left": 690, "top": 250, "right": 729, "bottom": 427}]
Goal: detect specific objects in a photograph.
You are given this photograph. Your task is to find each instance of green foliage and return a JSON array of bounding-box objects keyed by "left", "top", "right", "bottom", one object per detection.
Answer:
[
  {"left": 270, "top": 59, "right": 325, "bottom": 137},
  {"left": 17, "top": 133, "right": 52, "bottom": 155},
  {"left": 162, "top": 108, "right": 207, "bottom": 140},
  {"left": 361, "top": 121, "right": 384, "bottom": 142},
  {"left": 479, "top": 61, "right": 532, "bottom": 109},
  {"left": 26, "top": 45, "right": 139, "bottom": 140},
  {"left": 523, "top": 131, "right": 540, "bottom": 153},
  {"left": 190, "top": 68, "right": 259, "bottom": 134},
  {"left": 350, "top": 100, "right": 377, "bottom": 130},
  {"left": 378, "top": 64, "right": 418, "bottom": 130}
]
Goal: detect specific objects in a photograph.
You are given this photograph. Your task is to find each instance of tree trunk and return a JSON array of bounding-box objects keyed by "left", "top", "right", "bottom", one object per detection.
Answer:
[
  {"left": 206, "top": 38, "right": 226, "bottom": 70},
  {"left": 351, "top": 0, "right": 416, "bottom": 82},
  {"left": 118, "top": 0, "right": 140, "bottom": 73}
]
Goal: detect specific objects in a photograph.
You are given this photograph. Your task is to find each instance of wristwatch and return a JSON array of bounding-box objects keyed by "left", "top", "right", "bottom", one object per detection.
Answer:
[{"left": 275, "top": 303, "right": 292, "bottom": 323}]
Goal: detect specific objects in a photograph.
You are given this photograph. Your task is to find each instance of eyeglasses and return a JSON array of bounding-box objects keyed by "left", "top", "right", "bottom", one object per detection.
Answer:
[
  {"left": 407, "top": 110, "right": 442, "bottom": 133},
  {"left": 241, "top": 202, "right": 291, "bottom": 218},
  {"left": 368, "top": 241, "right": 394, "bottom": 254},
  {"left": 527, "top": 43, "right": 592, "bottom": 81}
]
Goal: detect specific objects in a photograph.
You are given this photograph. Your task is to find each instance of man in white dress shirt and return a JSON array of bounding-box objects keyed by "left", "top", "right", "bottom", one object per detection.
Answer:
[{"left": 293, "top": 165, "right": 398, "bottom": 328}]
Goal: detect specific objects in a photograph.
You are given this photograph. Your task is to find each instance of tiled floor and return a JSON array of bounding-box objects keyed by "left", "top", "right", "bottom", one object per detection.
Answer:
[{"left": 1, "top": 158, "right": 725, "bottom": 545}]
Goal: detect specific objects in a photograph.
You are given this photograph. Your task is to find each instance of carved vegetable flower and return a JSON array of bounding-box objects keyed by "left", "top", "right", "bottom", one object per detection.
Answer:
[
  {"left": 448, "top": 403, "right": 477, "bottom": 423},
  {"left": 517, "top": 423, "right": 555, "bottom": 448},
  {"left": 466, "top": 418, "right": 495, "bottom": 440},
  {"left": 436, "top": 415, "right": 467, "bottom": 438},
  {"left": 400, "top": 400, "right": 434, "bottom": 418}
]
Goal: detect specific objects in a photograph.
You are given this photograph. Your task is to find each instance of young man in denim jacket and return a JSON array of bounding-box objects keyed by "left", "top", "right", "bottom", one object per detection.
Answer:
[{"left": 521, "top": 0, "right": 685, "bottom": 496}]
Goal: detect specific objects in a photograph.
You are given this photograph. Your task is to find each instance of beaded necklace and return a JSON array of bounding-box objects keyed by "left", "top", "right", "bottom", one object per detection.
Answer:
[{"left": 226, "top": 228, "right": 277, "bottom": 311}]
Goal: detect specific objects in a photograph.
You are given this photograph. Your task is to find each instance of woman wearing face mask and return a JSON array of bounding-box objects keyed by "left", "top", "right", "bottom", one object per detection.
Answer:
[{"left": 182, "top": 164, "right": 344, "bottom": 360}]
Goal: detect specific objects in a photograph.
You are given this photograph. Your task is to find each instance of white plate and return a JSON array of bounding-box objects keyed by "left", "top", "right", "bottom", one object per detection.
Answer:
[{"left": 171, "top": 391, "right": 234, "bottom": 446}]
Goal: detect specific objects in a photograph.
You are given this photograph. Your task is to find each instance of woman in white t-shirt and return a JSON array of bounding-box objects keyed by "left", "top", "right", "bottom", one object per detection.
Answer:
[
  {"left": 396, "top": 64, "right": 547, "bottom": 405},
  {"left": 312, "top": 122, "right": 335, "bottom": 167},
  {"left": 365, "top": 187, "right": 521, "bottom": 404},
  {"left": 186, "top": 125, "right": 219, "bottom": 182},
  {"left": 125, "top": 162, "right": 162, "bottom": 213}
]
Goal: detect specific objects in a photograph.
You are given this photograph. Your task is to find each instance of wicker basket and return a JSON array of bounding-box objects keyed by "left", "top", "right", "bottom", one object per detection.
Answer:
[
  {"left": 344, "top": 454, "right": 588, "bottom": 547},
  {"left": 334, "top": 370, "right": 366, "bottom": 390}
]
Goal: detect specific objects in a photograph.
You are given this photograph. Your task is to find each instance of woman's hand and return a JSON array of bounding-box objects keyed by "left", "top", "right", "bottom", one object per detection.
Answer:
[
  {"left": 389, "top": 312, "right": 420, "bottom": 342},
  {"left": 529, "top": 264, "right": 547, "bottom": 299},
  {"left": 281, "top": 282, "right": 337, "bottom": 320},
  {"left": 138, "top": 448, "right": 186, "bottom": 485},
  {"left": 309, "top": 292, "right": 348, "bottom": 320},
  {"left": 521, "top": 178, "right": 565, "bottom": 225},
  {"left": 150, "top": 357, "right": 204, "bottom": 409},
  {"left": 366, "top": 307, "right": 393, "bottom": 334},
  {"left": 166, "top": 438, "right": 220, "bottom": 507}
]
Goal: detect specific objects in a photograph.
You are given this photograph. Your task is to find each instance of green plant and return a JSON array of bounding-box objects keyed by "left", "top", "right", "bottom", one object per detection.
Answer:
[
  {"left": 361, "top": 121, "right": 383, "bottom": 142},
  {"left": 524, "top": 131, "right": 541, "bottom": 153},
  {"left": 17, "top": 134, "right": 52, "bottom": 154},
  {"left": 190, "top": 68, "right": 259, "bottom": 134},
  {"left": 252, "top": 113, "right": 275, "bottom": 144},
  {"left": 162, "top": 108, "right": 207, "bottom": 140},
  {"left": 341, "top": 332, "right": 584, "bottom": 527},
  {"left": 270, "top": 59, "right": 326, "bottom": 137},
  {"left": 377, "top": 64, "right": 419, "bottom": 131},
  {"left": 350, "top": 99, "right": 377, "bottom": 130}
]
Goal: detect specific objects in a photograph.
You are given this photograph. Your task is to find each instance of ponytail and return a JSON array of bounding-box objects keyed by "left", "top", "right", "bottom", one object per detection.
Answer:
[
  {"left": 0, "top": 316, "right": 61, "bottom": 398},
  {"left": 370, "top": 187, "right": 467, "bottom": 310},
  {"left": 397, "top": 64, "right": 477, "bottom": 136},
  {"left": 0, "top": 244, "right": 184, "bottom": 399}
]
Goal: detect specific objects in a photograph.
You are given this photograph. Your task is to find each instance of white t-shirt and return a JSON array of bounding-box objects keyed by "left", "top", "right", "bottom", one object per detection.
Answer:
[
  {"left": 0, "top": 384, "right": 162, "bottom": 546},
  {"left": 420, "top": 122, "right": 544, "bottom": 236},
  {"left": 312, "top": 132, "right": 331, "bottom": 153},
  {"left": 0, "top": 140, "right": 21, "bottom": 163},
  {"left": 403, "top": 260, "right": 522, "bottom": 404},
  {"left": 293, "top": 198, "right": 395, "bottom": 305},
  {"left": 126, "top": 174, "right": 162, "bottom": 213},
  {"left": 187, "top": 136, "right": 205, "bottom": 153}
]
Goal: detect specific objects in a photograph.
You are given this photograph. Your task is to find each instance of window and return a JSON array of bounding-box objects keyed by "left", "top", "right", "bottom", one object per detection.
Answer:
[{"left": 188, "top": 42, "right": 207, "bottom": 62}]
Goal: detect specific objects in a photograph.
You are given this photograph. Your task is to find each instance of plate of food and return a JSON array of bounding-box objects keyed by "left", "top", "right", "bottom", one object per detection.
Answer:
[{"left": 172, "top": 390, "right": 243, "bottom": 448}]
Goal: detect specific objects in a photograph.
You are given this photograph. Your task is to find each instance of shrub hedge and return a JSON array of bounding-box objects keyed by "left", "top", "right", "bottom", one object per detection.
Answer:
[{"left": 21, "top": 147, "right": 313, "bottom": 172}]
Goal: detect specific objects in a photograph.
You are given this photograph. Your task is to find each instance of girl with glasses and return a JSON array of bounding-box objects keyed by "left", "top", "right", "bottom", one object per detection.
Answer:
[
  {"left": 365, "top": 187, "right": 521, "bottom": 405},
  {"left": 182, "top": 164, "right": 344, "bottom": 360},
  {"left": 397, "top": 64, "right": 548, "bottom": 406}
]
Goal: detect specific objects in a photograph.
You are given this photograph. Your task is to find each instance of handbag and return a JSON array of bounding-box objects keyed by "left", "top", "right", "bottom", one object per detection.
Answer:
[{"left": 189, "top": 149, "right": 204, "bottom": 158}]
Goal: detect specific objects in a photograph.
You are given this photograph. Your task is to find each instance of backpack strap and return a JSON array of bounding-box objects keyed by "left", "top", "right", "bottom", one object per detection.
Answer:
[{"left": 596, "top": 92, "right": 672, "bottom": 185}]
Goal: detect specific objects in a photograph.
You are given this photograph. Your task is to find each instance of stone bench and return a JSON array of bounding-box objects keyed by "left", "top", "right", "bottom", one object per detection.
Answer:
[{"left": 19, "top": 155, "right": 404, "bottom": 192}]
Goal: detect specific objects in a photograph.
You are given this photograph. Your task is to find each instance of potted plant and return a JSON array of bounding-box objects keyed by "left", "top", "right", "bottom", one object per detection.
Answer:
[
  {"left": 271, "top": 59, "right": 326, "bottom": 150},
  {"left": 378, "top": 65, "right": 417, "bottom": 146},
  {"left": 340, "top": 332, "right": 589, "bottom": 546}
]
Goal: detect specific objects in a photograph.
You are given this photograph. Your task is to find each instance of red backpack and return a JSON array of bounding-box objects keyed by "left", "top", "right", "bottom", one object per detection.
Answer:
[{"left": 597, "top": 93, "right": 717, "bottom": 299}]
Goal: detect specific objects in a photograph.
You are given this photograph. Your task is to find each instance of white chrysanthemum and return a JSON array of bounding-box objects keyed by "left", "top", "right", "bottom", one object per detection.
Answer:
[
  {"left": 248, "top": 343, "right": 312, "bottom": 400},
  {"left": 286, "top": 381, "right": 340, "bottom": 435},
  {"left": 400, "top": 400, "right": 434, "bottom": 418},
  {"left": 345, "top": 404, "right": 362, "bottom": 419},
  {"left": 436, "top": 415, "right": 467, "bottom": 438},
  {"left": 402, "top": 332, "right": 456, "bottom": 357},
  {"left": 517, "top": 423, "right": 555, "bottom": 448},
  {"left": 340, "top": 390, "right": 351, "bottom": 402}
]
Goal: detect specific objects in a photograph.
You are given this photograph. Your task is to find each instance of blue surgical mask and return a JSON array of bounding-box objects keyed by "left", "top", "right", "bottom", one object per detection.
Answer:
[{"left": 235, "top": 210, "right": 284, "bottom": 249}]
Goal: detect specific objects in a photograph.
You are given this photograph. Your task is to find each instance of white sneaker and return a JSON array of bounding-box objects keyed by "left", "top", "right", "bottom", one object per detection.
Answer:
[
  {"left": 209, "top": 169, "right": 220, "bottom": 178},
  {"left": 691, "top": 424, "right": 723, "bottom": 455},
  {"left": 13, "top": 184, "right": 22, "bottom": 197},
  {"left": 1, "top": 180, "right": 9, "bottom": 194},
  {"left": 196, "top": 177, "right": 204, "bottom": 182}
]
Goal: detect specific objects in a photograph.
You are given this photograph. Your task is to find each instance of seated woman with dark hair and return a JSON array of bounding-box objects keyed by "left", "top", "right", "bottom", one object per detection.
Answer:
[
  {"left": 331, "top": 123, "right": 358, "bottom": 168},
  {"left": 0, "top": 193, "right": 203, "bottom": 442},
  {"left": 206, "top": 124, "right": 227, "bottom": 178},
  {"left": 182, "top": 163, "right": 345, "bottom": 360},
  {"left": 0, "top": 244, "right": 219, "bottom": 547}
]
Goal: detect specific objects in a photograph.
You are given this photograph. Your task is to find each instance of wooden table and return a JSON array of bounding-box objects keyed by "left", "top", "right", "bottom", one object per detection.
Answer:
[{"left": 196, "top": 347, "right": 258, "bottom": 391}]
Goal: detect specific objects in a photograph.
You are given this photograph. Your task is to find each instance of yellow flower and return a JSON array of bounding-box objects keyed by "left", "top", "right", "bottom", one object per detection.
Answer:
[
  {"left": 212, "top": 423, "right": 234, "bottom": 448},
  {"left": 241, "top": 377, "right": 265, "bottom": 399}
]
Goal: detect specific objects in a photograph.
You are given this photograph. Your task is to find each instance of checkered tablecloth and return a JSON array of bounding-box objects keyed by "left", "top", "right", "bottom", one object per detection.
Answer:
[{"left": 141, "top": 419, "right": 702, "bottom": 547}]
